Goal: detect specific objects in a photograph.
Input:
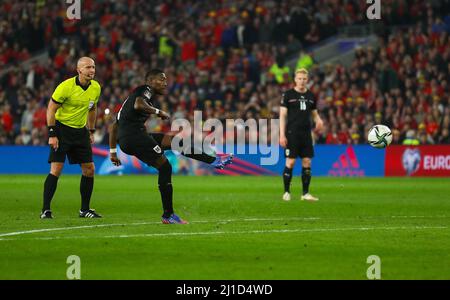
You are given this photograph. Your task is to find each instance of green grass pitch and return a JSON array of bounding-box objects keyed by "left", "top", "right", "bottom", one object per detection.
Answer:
[{"left": 0, "top": 175, "right": 449, "bottom": 279}]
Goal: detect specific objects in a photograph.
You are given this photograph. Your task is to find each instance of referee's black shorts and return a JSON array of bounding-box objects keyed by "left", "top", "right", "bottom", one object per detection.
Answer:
[
  {"left": 118, "top": 132, "right": 165, "bottom": 167},
  {"left": 48, "top": 121, "right": 93, "bottom": 164},
  {"left": 284, "top": 130, "right": 314, "bottom": 159}
]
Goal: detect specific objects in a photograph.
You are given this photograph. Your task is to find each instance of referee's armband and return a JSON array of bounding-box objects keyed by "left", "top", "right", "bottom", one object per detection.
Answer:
[{"left": 48, "top": 126, "right": 57, "bottom": 138}]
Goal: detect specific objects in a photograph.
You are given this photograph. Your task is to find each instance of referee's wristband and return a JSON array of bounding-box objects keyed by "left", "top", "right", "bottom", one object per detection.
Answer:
[
  {"left": 154, "top": 108, "right": 160, "bottom": 115},
  {"left": 110, "top": 148, "right": 117, "bottom": 154},
  {"left": 48, "top": 126, "right": 57, "bottom": 138}
]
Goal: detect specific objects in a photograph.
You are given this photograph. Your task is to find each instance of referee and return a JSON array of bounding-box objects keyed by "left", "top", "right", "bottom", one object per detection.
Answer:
[
  {"left": 279, "top": 68, "right": 323, "bottom": 202},
  {"left": 41, "top": 57, "right": 102, "bottom": 219}
]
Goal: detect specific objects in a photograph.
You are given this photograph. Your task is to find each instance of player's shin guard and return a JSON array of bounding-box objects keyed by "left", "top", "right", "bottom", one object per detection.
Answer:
[
  {"left": 158, "top": 161, "right": 174, "bottom": 218},
  {"left": 43, "top": 173, "right": 59, "bottom": 211},
  {"left": 283, "top": 167, "right": 293, "bottom": 193},
  {"left": 80, "top": 175, "right": 94, "bottom": 211},
  {"left": 301, "top": 167, "right": 311, "bottom": 195}
]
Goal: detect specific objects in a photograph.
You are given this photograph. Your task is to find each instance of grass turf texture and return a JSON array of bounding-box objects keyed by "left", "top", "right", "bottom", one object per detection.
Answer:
[{"left": 0, "top": 175, "right": 449, "bottom": 279}]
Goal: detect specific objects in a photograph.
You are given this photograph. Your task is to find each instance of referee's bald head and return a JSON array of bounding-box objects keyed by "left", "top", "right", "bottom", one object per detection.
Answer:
[
  {"left": 77, "top": 57, "right": 95, "bottom": 69},
  {"left": 77, "top": 57, "right": 96, "bottom": 82}
]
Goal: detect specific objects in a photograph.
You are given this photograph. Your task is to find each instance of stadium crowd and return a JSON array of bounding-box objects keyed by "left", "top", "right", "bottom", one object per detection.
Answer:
[{"left": 0, "top": 0, "right": 449, "bottom": 146}]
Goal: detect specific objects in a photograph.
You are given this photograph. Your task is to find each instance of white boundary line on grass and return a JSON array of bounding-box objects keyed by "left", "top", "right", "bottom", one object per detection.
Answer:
[
  {"left": 0, "top": 217, "right": 321, "bottom": 238},
  {"left": 0, "top": 215, "right": 447, "bottom": 240},
  {"left": 0, "top": 226, "right": 447, "bottom": 241},
  {"left": 0, "top": 215, "right": 448, "bottom": 239}
]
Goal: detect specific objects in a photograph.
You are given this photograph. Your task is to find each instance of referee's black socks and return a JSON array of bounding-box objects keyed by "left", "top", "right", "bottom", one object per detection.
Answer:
[
  {"left": 43, "top": 173, "right": 59, "bottom": 211},
  {"left": 80, "top": 175, "right": 94, "bottom": 211},
  {"left": 283, "top": 167, "right": 293, "bottom": 193},
  {"left": 302, "top": 167, "right": 312, "bottom": 195}
]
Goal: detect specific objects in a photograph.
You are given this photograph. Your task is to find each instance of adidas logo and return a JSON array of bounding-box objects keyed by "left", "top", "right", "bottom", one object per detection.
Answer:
[{"left": 328, "top": 146, "right": 365, "bottom": 176}]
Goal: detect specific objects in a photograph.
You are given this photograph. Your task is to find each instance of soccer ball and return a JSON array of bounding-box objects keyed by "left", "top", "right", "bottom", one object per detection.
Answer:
[{"left": 368, "top": 125, "right": 392, "bottom": 149}]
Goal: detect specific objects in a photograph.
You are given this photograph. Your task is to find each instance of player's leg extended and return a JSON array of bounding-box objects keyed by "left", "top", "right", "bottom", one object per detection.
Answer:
[
  {"left": 79, "top": 162, "right": 100, "bottom": 217},
  {"left": 300, "top": 157, "right": 318, "bottom": 201},
  {"left": 151, "top": 155, "right": 188, "bottom": 224},
  {"left": 282, "top": 158, "right": 295, "bottom": 201},
  {"left": 41, "top": 162, "right": 64, "bottom": 218},
  {"left": 157, "top": 133, "right": 233, "bottom": 169}
]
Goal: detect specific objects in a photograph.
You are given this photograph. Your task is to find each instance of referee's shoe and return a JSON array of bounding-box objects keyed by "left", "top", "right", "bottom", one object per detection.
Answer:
[
  {"left": 40, "top": 210, "right": 53, "bottom": 219},
  {"left": 79, "top": 209, "right": 102, "bottom": 218}
]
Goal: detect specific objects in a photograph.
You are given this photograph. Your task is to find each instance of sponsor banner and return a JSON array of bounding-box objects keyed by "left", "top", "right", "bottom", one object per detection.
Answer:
[
  {"left": 0, "top": 146, "right": 106, "bottom": 174},
  {"left": 315, "top": 145, "right": 385, "bottom": 177},
  {"left": 0, "top": 145, "right": 385, "bottom": 176},
  {"left": 385, "top": 145, "right": 450, "bottom": 177}
]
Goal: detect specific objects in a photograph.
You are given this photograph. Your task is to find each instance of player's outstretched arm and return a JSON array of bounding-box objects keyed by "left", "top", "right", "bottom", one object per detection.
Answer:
[
  {"left": 109, "top": 120, "right": 121, "bottom": 166},
  {"left": 134, "top": 97, "right": 170, "bottom": 119}
]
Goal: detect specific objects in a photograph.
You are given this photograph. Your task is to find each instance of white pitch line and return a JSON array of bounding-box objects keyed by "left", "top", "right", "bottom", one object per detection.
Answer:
[
  {"left": 0, "top": 226, "right": 446, "bottom": 241},
  {"left": 0, "top": 215, "right": 447, "bottom": 240},
  {"left": 0, "top": 222, "right": 159, "bottom": 238},
  {"left": 0, "top": 217, "right": 320, "bottom": 238}
]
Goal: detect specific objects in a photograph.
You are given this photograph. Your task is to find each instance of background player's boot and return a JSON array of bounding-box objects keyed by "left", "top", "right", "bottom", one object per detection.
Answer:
[
  {"left": 162, "top": 213, "right": 188, "bottom": 224},
  {"left": 79, "top": 209, "right": 102, "bottom": 218},
  {"left": 40, "top": 210, "right": 53, "bottom": 219},
  {"left": 282, "top": 192, "right": 291, "bottom": 201},
  {"left": 301, "top": 193, "right": 319, "bottom": 201},
  {"left": 211, "top": 154, "right": 234, "bottom": 169}
]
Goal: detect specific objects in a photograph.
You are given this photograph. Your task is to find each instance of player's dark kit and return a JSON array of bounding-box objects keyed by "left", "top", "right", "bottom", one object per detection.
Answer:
[
  {"left": 280, "top": 88, "right": 317, "bottom": 158},
  {"left": 116, "top": 85, "right": 166, "bottom": 165},
  {"left": 113, "top": 80, "right": 233, "bottom": 224}
]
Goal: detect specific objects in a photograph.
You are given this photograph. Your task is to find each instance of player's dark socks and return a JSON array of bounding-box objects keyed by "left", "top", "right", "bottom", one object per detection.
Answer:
[
  {"left": 181, "top": 146, "right": 215, "bottom": 164},
  {"left": 159, "top": 183, "right": 173, "bottom": 218},
  {"left": 158, "top": 161, "right": 174, "bottom": 218},
  {"left": 80, "top": 175, "right": 94, "bottom": 211},
  {"left": 43, "top": 173, "right": 59, "bottom": 211},
  {"left": 302, "top": 167, "right": 311, "bottom": 195},
  {"left": 283, "top": 167, "right": 293, "bottom": 193}
]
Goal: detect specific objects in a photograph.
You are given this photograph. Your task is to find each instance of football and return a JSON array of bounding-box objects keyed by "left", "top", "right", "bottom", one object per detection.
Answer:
[{"left": 368, "top": 124, "right": 393, "bottom": 149}]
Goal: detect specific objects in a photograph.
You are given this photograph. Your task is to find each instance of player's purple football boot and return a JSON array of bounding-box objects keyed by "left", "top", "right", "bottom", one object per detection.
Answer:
[
  {"left": 162, "top": 213, "right": 189, "bottom": 224},
  {"left": 211, "top": 153, "right": 234, "bottom": 169}
]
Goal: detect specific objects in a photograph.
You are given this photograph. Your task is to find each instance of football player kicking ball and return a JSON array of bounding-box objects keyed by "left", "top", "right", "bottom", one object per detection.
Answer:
[
  {"left": 109, "top": 69, "right": 233, "bottom": 224},
  {"left": 279, "top": 68, "right": 323, "bottom": 202}
]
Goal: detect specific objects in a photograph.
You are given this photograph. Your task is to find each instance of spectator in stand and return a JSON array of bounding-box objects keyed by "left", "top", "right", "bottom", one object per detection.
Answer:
[{"left": 0, "top": 0, "right": 449, "bottom": 147}]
